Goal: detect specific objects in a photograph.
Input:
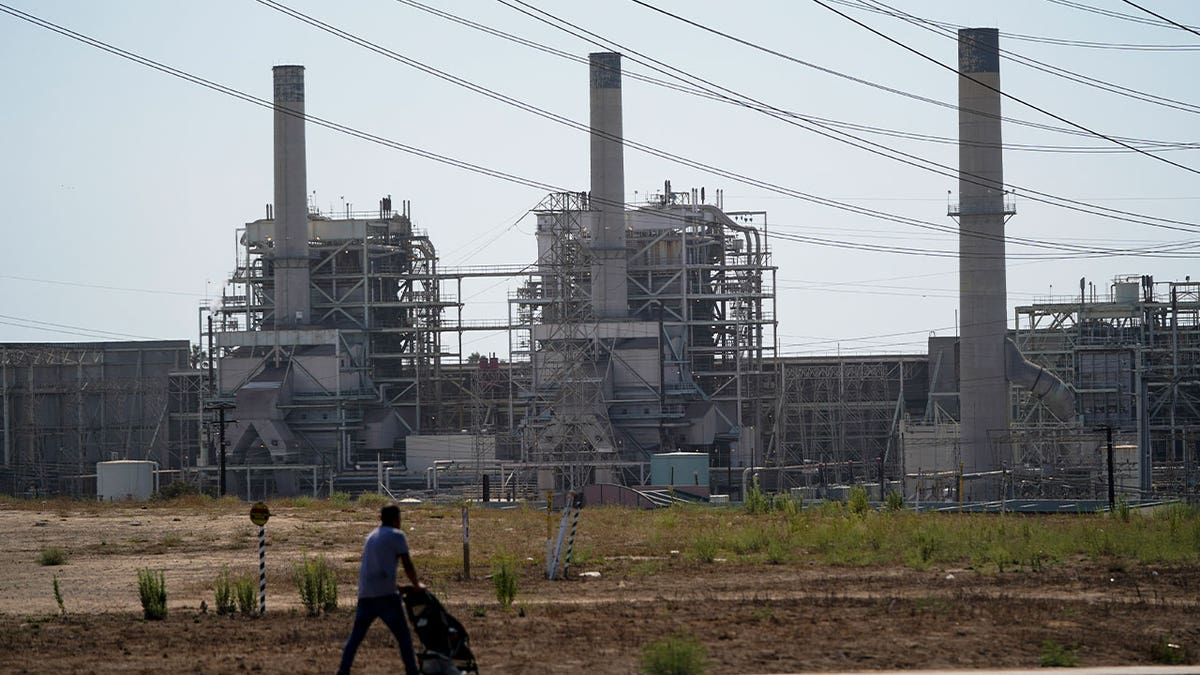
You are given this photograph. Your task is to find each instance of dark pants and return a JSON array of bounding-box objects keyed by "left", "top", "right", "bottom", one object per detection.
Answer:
[{"left": 337, "top": 594, "right": 419, "bottom": 675}]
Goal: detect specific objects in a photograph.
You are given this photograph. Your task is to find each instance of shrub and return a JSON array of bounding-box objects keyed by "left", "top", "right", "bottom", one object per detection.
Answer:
[
  {"left": 1113, "top": 495, "right": 1131, "bottom": 523},
  {"left": 137, "top": 569, "right": 167, "bottom": 621},
  {"left": 744, "top": 477, "right": 771, "bottom": 515},
  {"left": 848, "top": 486, "right": 870, "bottom": 516},
  {"left": 295, "top": 555, "right": 338, "bottom": 616},
  {"left": 885, "top": 490, "right": 904, "bottom": 512},
  {"left": 641, "top": 634, "right": 708, "bottom": 675},
  {"left": 52, "top": 574, "right": 65, "bottom": 616},
  {"left": 493, "top": 556, "right": 518, "bottom": 608},
  {"left": 1150, "top": 637, "right": 1189, "bottom": 665},
  {"left": 156, "top": 479, "right": 201, "bottom": 500},
  {"left": 357, "top": 492, "right": 390, "bottom": 509},
  {"left": 691, "top": 535, "right": 719, "bottom": 563},
  {"left": 1039, "top": 640, "right": 1078, "bottom": 667},
  {"left": 766, "top": 537, "right": 789, "bottom": 565},
  {"left": 329, "top": 491, "right": 352, "bottom": 507},
  {"left": 214, "top": 568, "right": 236, "bottom": 615},
  {"left": 772, "top": 492, "right": 799, "bottom": 516},
  {"left": 38, "top": 546, "right": 67, "bottom": 566},
  {"left": 235, "top": 575, "right": 258, "bottom": 615}
]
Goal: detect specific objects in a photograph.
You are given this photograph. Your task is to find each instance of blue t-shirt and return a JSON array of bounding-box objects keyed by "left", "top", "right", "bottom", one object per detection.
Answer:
[{"left": 356, "top": 525, "right": 410, "bottom": 598}]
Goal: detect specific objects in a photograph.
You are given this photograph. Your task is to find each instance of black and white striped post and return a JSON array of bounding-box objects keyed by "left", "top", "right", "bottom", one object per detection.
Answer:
[
  {"left": 250, "top": 502, "right": 270, "bottom": 615},
  {"left": 562, "top": 494, "right": 582, "bottom": 578}
]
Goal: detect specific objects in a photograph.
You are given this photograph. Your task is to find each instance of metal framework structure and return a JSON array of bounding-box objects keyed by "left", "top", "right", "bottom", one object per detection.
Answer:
[
  {"left": 0, "top": 341, "right": 188, "bottom": 496},
  {"left": 509, "top": 190, "right": 777, "bottom": 490},
  {"left": 775, "top": 355, "right": 928, "bottom": 487},
  {"left": 217, "top": 204, "right": 450, "bottom": 437},
  {"left": 1012, "top": 276, "right": 1200, "bottom": 498}
]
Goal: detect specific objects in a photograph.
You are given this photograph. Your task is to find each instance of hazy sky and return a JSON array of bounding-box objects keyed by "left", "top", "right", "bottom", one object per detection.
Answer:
[{"left": 1, "top": 0, "right": 1196, "bottom": 359}]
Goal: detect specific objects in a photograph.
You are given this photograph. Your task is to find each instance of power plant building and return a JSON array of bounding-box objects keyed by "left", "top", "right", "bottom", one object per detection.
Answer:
[{"left": 4, "top": 40, "right": 1199, "bottom": 504}]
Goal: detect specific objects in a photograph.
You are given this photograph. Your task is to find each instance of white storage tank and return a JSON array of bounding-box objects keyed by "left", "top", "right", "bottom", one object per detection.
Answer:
[
  {"left": 650, "top": 452, "right": 709, "bottom": 487},
  {"left": 97, "top": 460, "right": 157, "bottom": 501}
]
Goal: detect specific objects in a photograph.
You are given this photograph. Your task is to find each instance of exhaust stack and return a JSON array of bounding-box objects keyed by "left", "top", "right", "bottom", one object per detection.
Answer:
[
  {"left": 272, "top": 65, "right": 310, "bottom": 327},
  {"left": 589, "top": 52, "right": 627, "bottom": 319},
  {"left": 956, "top": 29, "right": 1009, "bottom": 478}
]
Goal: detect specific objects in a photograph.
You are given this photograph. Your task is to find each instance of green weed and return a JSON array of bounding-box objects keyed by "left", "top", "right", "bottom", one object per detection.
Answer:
[
  {"left": 641, "top": 634, "right": 708, "bottom": 675},
  {"left": 295, "top": 555, "right": 338, "bottom": 616},
  {"left": 492, "top": 555, "right": 518, "bottom": 608},
  {"left": 38, "top": 547, "right": 67, "bottom": 566},
  {"left": 137, "top": 569, "right": 167, "bottom": 620},
  {"left": 214, "top": 568, "right": 236, "bottom": 615},
  {"left": 1149, "top": 637, "right": 1189, "bottom": 665},
  {"left": 235, "top": 574, "right": 257, "bottom": 615},
  {"left": 1039, "top": 640, "right": 1078, "bottom": 667},
  {"left": 691, "top": 535, "right": 719, "bottom": 563},
  {"left": 848, "top": 486, "right": 870, "bottom": 516},
  {"left": 356, "top": 492, "right": 390, "bottom": 509},
  {"left": 52, "top": 574, "right": 64, "bottom": 616}
]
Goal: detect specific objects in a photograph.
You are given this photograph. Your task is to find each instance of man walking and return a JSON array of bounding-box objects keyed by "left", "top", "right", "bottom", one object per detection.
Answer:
[{"left": 337, "top": 503, "right": 422, "bottom": 675}]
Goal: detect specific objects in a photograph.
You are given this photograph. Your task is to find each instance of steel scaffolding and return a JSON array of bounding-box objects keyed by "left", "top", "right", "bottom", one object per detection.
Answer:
[
  {"left": 0, "top": 342, "right": 188, "bottom": 496},
  {"left": 509, "top": 190, "right": 777, "bottom": 489},
  {"left": 775, "top": 355, "right": 928, "bottom": 486},
  {"left": 1013, "top": 276, "right": 1200, "bottom": 498}
]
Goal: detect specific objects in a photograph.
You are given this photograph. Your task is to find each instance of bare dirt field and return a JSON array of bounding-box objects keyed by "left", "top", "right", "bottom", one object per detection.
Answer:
[{"left": 1, "top": 497, "right": 1197, "bottom": 674}]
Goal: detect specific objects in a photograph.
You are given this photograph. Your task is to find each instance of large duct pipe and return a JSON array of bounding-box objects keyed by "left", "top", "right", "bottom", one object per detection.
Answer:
[
  {"left": 1005, "top": 339, "right": 1075, "bottom": 421},
  {"left": 589, "top": 52, "right": 627, "bottom": 319},
  {"left": 272, "top": 65, "right": 310, "bottom": 328},
  {"left": 957, "top": 29, "right": 1008, "bottom": 478}
]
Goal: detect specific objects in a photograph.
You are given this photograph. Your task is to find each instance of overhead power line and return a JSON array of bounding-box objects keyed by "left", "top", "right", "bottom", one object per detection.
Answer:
[
  {"left": 2, "top": 1, "right": 1194, "bottom": 264},
  {"left": 856, "top": 0, "right": 1200, "bottom": 116},
  {"left": 266, "top": 0, "right": 1200, "bottom": 252},
  {"left": 504, "top": 0, "right": 1200, "bottom": 233},
  {"left": 1047, "top": 0, "right": 1200, "bottom": 31},
  {"left": 806, "top": 0, "right": 1200, "bottom": 177},
  {"left": 1120, "top": 0, "right": 1200, "bottom": 40},
  {"left": 829, "top": 0, "right": 1200, "bottom": 50},
  {"left": 398, "top": 0, "right": 1195, "bottom": 155}
]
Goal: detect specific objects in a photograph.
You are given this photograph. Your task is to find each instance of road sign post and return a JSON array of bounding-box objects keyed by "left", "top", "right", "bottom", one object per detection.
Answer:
[{"left": 249, "top": 502, "right": 270, "bottom": 614}]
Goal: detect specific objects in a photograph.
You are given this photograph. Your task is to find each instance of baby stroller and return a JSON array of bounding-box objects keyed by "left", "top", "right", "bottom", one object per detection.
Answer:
[{"left": 401, "top": 586, "right": 479, "bottom": 675}]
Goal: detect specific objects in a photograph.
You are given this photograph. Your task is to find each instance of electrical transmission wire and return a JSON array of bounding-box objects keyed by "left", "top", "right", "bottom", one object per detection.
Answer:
[
  {"left": 0, "top": 312, "right": 165, "bottom": 341},
  {"left": 502, "top": 0, "right": 1200, "bottom": 236},
  {"left": 1120, "top": 0, "right": 1200, "bottom": 40},
  {"left": 263, "top": 0, "right": 1200, "bottom": 254},
  {"left": 805, "top": 0, "right": 1200, "bottom": 177},
  {"left": 855, "top": 0, "right": 1200, "bottom": 116},
  {"left": 2, "top": 1, "right": 1193, "bottom": 264},
  {"left": 1047, "top": 0, "right": 1200, "bottom": 31},
  {"left": 396, "top": 0, "right": 1195, "bottom": 155},
  {"left": 828, "top": 0, "right": 1200, "bottom": 51}
]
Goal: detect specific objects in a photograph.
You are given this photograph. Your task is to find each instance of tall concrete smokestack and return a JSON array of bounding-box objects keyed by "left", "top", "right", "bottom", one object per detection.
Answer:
[
  {"left": 272, "top": 65, "right": 310, "bottom": 328},
  {"left": 589, "top": 52, "right": 627, "bottom": 319},
  {"left": 956, "top": 28, "right": 1008, "bottom": 483}
]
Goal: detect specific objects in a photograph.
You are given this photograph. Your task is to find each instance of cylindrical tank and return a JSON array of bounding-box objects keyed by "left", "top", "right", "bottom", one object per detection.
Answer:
[
  {"left": 1113, "top": 282, "right": 1139, "bottom": 304},
  {"left": 650, "top": 452, "right": 709, "bottom": 487},
  {"left": 96, "top": 460, "right": 157, "bottom": 501}
]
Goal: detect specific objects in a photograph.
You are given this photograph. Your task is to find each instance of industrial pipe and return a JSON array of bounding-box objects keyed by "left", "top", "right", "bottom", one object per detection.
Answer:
[{"left": 1004, "top": 338, "right": 1075, "bottom": 420}]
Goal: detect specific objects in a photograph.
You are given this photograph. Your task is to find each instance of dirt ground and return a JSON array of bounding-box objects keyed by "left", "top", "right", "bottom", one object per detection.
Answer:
[{"left": 1, "top": 499, "right": 1197, "bottom": 674}]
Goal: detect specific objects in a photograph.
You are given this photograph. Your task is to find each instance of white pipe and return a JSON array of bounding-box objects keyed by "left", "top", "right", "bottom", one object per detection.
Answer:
[{"left": 1004, "top": 338, "right": 1075, "bottom": 420}]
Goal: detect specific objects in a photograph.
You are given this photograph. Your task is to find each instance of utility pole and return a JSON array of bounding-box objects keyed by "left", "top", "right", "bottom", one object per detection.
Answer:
[
  {"left": 205, "top": 314, "right": 235, "bottom": 497},
  {"left": 1105, "top": 425, "right": 1115, "bottom": 510}
]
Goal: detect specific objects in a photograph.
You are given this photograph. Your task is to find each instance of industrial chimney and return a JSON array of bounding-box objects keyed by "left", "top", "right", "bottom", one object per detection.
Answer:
[
  {"left": 956, "top": 29, "right": 1009, "bottom": 483},
  {"left": 272, "top": 65, "right": 310, "bottom": 328},
  {"left": 588, "top": 52, "right": 628, "bottom": 319}
]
